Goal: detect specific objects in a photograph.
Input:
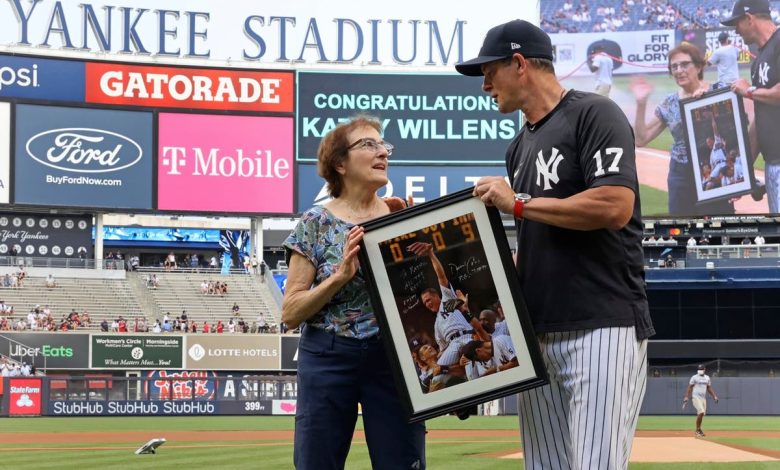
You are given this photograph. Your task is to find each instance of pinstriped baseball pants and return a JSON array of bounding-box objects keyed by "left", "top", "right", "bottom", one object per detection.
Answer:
[{"left": 518, "top": 327, "right": 648, "bottom": 470}]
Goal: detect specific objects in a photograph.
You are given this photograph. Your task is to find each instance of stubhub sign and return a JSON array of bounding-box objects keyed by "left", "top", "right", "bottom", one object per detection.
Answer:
[
  {"left": 0, "top": 53, "right": 84, "bottom": 101},
  {"left": 296, "top": 163, "right": 500, "bottom": 211}
]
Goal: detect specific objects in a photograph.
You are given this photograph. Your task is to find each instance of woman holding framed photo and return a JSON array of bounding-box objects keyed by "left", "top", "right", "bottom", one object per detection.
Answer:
[
  {"left": 631, "top": 42, "right": 735, "bottom": 216},
  {"left": 281, "top": 116, "right": 425, "bottom": 470}
]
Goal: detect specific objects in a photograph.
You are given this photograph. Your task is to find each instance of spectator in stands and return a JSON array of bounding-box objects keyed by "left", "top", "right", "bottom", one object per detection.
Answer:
[
  {"left": 741, "top": 236, "right": 753, "bottom": 257},
  {"left": 100, "top": 319, "right": 109, "bottom": 332},
  {"left": 16, "top": 268, "right": 26, "bottom": 288},
  {"left": 232, "top": 302, "right": 240, "bottom": 316},
  {"left": 129, "top": 254, "right": 140, "bottom": 271},
  {"left": 708, "top": 32, "right": 740, "bottom": 88},
  {"left": 181, "top": 310, "right": 188, "bottom": 323},
  {"left": 282, "top": 116, "right": 424, "bottom": 469},
  {"left": 203, "top": 321, "right": 210, "bottom": 333},
  {"left": 150, "top": 274, "right": 159, "bottom": 289},
  {"left": 632, "top": 42, "right": 735, "bottom": 216},
  {"left": 190, "top": 253, "right": 199, "bottom": 270},
  {"left": 228, "top": 318, "right": 236, "bottom": 333},
  {"left": 81, "top": 311, "right": 90, "bottom": 327},
  {"left": 21, "top": 362, "right": 31, "bottom": 376},
  {"left": 665, "top": 254, "right": 677, "bottom": 267},
  {"left": 0, "top": 358, "right": 9, "bottom": 376},
  {"left": 78, "top": 246, "right": 87, "bottom": 260},
  {"left": 589, "top": 44, "right": 614, "bottom": 97},
  {"left": 725, "top": 0, "right": 780, "bottom": 214},
  {"left": 191, "top": 321, "right": 198, "bottom": 333},
  {"left": 251, "top": 255, "right": 259, "bottom": 274},
  {"left": 687, "top": 236, "right": 698, "bottom": 248},
  {"left": 2, "top": 274, "right": 10, "bottom": 288},
  {"left": 209, "top": 255, "right": 218, "bottom": 269},
  {"left": 45, "top": 274, "right": 57, "bottom": 289},
  {"left": 110, "top": 318, "right": 119, "bottom": 332},
  {"left": 216, "top": 320, "right": 224, "bottom": 333},
  {"left": 257, "top": 313, "right": 269, "bottom": 334},
  {"left": 163, "top": 320, "right": 173, "bottom": 333},
  {"left": 755, "top": 234, "right": 766, "bottom": 245},
  {"left": 152, "top": 320, "right": 162, "bottom": 334},
  {"left": 117, "top": 317, "right": 127, "bottom": 333},
  {"left": 164, "top": 252, "right": 176, "bottom": 271}
]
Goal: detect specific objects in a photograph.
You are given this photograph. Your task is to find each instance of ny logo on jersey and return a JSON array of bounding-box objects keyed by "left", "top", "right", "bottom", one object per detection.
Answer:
[
  {"left": 536, "top": 147, "right": 565, "bottom": 190},
  {"left": 758, "top": 62, "right": 770, "bottom": 86}
]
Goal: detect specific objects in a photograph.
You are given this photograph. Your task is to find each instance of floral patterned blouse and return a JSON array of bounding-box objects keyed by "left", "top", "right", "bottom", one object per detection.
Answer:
[
  {"left": 283, "top": 206, "right": 378, "bottom": 339},
  {"left": 655, "top": 92, "right": 689, "bottom": 165},
  {"left": 655, "top": 85, "right": 715, "bottom": 166}
]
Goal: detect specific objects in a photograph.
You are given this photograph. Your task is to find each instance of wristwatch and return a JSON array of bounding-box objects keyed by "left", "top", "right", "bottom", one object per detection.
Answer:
[
  {"left": 746, "top": 86, "right": 757, "bottom": 99},
  {"left": 513, "top": 193, "right": 532, "bottom": 219}
]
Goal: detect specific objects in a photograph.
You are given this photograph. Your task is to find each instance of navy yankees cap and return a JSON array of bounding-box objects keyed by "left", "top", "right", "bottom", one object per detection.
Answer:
[
  {"left": 455, "top": 20, "right": 554, "bottom": 77},
  {"left": 721, "top": 0, "right": 771, "bottom": 26},
  {"left": 697, "top": 364, "right": 706, "bottom": 370}
]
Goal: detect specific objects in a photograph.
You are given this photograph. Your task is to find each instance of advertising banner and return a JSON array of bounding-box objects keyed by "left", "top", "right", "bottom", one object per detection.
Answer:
[
  {"left": 272, "top": 399, "right": 297, "bottom": 415},
  {"left": 157, "top": 113, "right": 294, "bottom": 214},
  {"left": 9, "top": 378, "right": 42, "bottom": 416},
  {"left": 297, "top": 72, "right": 519, "bottom": 164},
  {"left": 91, "top": 335, "right": 183, "bottom": 369},
  {"left": 14, "top": 104, "right": 154, "bottom": 210},
  {"left": 0, "top": 102, "right": 8, "bottom": 204},
  {"left": 0, "top": 53, "right": 85, "bottom": 101},
  {"left": 0, "top": 332, "right": 90, "bottom": 369},
  {"left": 48, "top": 400, "right": 217, "bottom": 416},
  {"left": 0, "top": 1, "right": 534, "bottom": 69},
  {"left": 296, "top": 163, "right": 499, "bottom": 211},
  {"left": 280, "top": 336, "right": 299, "bottom": 371},
  {"left": 676, "top": 29, "right": 754, "bottom": 65},
  {"left": 145, "top": 370, "right": 216, "bottom": 399},
  {"left": 0, "top": 213, "right": 92, "bottom": 259},
  {"left": 85, "top": 62, "right": 294, "bottom": 112},
  {"left": 551, "top": 29, "right": 673, "bottom": 78},
  {"left": 184, "top": 334, "right": 280, "bottom": 370}
]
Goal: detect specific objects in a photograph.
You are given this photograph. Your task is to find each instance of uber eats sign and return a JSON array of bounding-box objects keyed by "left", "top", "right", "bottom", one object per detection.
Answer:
[{"left": 0, "top": 333, "right": 89, "bottom": 369}]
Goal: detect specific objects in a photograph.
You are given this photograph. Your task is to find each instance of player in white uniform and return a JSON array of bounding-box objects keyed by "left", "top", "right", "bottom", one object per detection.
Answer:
[
  {"left": 708, "top": 115, "right": 729, "bottom": 180},
  {"left": 479, "top": 309, "right": 509, "bottom": 337},
  {"left": 683, "top": 364, "right": 719, "bottom": 437},
  {"left": 408, "top": 242, "right": 489, "bottom": 369},
  {"left": 459, "top": 336, "right": 519, "bottom": 377}
]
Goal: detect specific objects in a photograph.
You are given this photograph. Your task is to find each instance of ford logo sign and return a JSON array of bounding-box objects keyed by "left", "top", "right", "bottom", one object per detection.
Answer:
[{"left": 26, "top": 128, "right": 143, "bottom": 173}]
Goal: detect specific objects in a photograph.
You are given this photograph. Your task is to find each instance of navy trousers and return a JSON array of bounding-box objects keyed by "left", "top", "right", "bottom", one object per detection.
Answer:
[{"left": 294, "top": 325, "right": 426, "bottom": 470}]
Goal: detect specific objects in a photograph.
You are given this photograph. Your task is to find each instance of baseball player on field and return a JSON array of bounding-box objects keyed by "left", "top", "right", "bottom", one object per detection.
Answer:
[
  {"left": 683, "top": 364, "right": 719, "bottom": 437},
  {"left": 407, "top": 241, "right": 489, "bottom": 372}
]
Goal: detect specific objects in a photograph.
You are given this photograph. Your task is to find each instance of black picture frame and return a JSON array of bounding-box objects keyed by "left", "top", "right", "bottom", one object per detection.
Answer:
[
  {"left": 680, "top": 88, "right": 756, "bottom": 205},
  {"left": 358, "top": 188, "right": 548, "bottom": 423}
]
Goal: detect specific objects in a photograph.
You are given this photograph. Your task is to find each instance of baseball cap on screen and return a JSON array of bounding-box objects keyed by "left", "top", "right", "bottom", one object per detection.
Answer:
[
  {"left": 697, "top": 364, "right": 706, "bottom": 370},
  {"left": 721, "top": 0, "right": 771, "bottom": 26},
  {"left": 455, "top": 20, "right": 554, "bottom": 77}
]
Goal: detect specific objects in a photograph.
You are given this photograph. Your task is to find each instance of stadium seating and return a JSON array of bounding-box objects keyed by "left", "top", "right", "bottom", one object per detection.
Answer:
[
  {"left": 132, "top": 270, "right": 280, "bottom": 331},
  {"left": 0, "top": 276, "right": 144, "bottom": 330}
]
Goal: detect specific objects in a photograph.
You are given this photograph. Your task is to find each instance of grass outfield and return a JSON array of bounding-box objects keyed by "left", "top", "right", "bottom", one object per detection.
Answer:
[{"left": 1, "top": 416, "right": 779, "bottom": 469}]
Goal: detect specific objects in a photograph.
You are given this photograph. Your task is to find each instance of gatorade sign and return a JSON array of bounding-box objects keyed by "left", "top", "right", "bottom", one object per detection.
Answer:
[{"left": 9, "top": 378, "right": 42, "bottom": 416}]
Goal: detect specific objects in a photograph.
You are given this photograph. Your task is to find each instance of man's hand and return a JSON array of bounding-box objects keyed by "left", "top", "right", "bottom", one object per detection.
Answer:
[
  {"left": 731, "top": 78, "right": 751, "bottom": 97},
  {"left": 473, "top": 177, "right": 515, "bottom": 214},
  {"left": 407, "top": 242, "right": 433, "bottom": 257},
  {"left": 455, "top": 290, "right": 470, "bottom": 312}
]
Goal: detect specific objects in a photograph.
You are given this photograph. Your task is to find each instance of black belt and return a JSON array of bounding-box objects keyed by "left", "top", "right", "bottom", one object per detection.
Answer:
[{"left": 448, "top": 329, "right": 474, "bottom": 342}]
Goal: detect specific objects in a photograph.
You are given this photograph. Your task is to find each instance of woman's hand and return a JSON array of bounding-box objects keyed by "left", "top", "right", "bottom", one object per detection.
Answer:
[
  {"left": 630, "top": 76, "right": 653, "bottom": 103},
  {"left": 334, "top": 226, "right": 364, "bottom": 285}
]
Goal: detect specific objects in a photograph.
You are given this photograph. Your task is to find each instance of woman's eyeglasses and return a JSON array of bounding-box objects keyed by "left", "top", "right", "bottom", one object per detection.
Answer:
[
  {"left": 347, "top": 138, "right": 394, "bottom": 156},
  {"left": 670, "top": 61, "right": 693, "bottom": 71}
]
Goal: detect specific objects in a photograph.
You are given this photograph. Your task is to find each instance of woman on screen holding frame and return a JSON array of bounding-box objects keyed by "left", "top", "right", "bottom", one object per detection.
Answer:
[
  {"left": 630, "top": 42, "right": 735, "bottom": 216},
  {"left": 281, "top": 116, "right": 425, "bottom": 470}
]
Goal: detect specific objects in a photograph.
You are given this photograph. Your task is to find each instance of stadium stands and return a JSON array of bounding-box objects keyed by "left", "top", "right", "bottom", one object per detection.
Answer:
[
  {"left": 541, "top": 0, "right": 780, "bottom": 33},
  {"left": 132, "top": 270, "right": 280, "bottom": 332},
  {"left": 0, "top": 276, "right": 143, "bottom": 331}
]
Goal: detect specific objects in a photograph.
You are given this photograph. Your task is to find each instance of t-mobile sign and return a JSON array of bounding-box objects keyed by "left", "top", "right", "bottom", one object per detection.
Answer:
[{"left": 157, "top": 113, "right": 294, "bottom": 214}]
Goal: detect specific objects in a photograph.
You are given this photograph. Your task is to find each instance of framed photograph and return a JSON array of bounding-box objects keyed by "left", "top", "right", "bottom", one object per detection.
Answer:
[
  {"left": 680, "top": 88, "right": 755, "bottom": 204},
  {"left": 358, "top": 188, "right": 547, "bottom": 423}
]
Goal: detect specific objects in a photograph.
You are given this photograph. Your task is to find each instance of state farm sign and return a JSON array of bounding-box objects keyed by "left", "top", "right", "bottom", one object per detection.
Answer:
[
  {"left": 157, "top": 113, "right": 294, "bottom": 214},
  {"left": 85, "top": 62, "right": 294, "bottom": 112}
]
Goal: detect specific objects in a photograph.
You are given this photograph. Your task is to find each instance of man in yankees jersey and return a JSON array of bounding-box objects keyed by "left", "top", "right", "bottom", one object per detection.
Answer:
[
  {"left": 407, "top": 241, "right": 489, "bottom": 370},
  {"left": 458, "top": 19, "right": 654, "bottom": 470},
  {"left": 460, "top": 336, "right": 519, "bottom": 377},
  {"left": 724, "top": 0, "right": 780, "bottom": 212}
]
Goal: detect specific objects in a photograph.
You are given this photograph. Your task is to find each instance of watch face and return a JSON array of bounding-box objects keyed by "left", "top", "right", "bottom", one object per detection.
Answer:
[{"left": 515, "top": 193, "right": 532, "bottom": 203}]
